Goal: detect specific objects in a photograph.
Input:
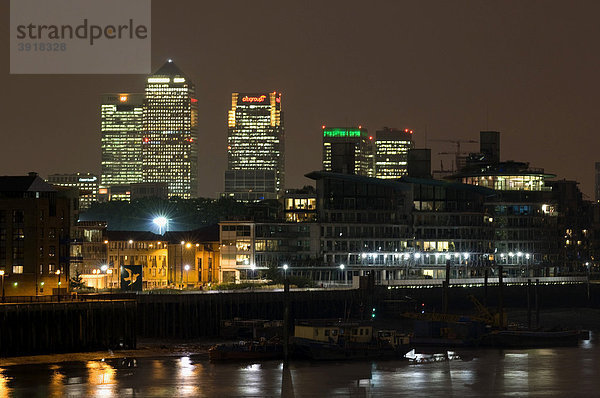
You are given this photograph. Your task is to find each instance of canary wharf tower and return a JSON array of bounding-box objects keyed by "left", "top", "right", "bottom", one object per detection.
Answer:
[
  {"left": 142, "top": 60, "right": 199, "bottom": 199},
  {"left": 224, "top": 92, "right": 284, "bottom": 201}
]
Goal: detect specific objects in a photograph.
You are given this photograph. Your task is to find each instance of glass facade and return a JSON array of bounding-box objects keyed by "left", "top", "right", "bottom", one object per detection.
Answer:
[
  {"left": 142, "top": 61, "right": 198, "bottom": 199},
  {"left": 100, "top": 93, "right": 144, "bottom": 189},
  {"left": 322, "top": 127, "right": 374, "bottom": 176},
  {"left": 375, "top": 128, "right": 414, "bottom": 179},
  {"left": 461, "top": 174, "right": 548, "bottom": 191},
  {"left": 224, "top": 92, "right": 284, "bottom": 201}
]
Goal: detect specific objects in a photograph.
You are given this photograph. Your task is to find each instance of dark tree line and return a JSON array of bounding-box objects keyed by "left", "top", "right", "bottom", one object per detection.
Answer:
[{"left": 80, "top": 197, "right": 250, "bottom": 231}]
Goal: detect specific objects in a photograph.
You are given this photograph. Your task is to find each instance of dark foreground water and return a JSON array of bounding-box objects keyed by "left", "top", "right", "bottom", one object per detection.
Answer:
[{"left": 1, "top": 336, "right": 599, "bottom": 397}]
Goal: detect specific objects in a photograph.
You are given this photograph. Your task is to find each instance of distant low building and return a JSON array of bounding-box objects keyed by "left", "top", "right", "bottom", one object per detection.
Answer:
[
  {"left": 47, "top": 173, "right": 99, "bottom": 210},
  {"left": 98, "top": 182, "right": 168, "bottom": 202}
]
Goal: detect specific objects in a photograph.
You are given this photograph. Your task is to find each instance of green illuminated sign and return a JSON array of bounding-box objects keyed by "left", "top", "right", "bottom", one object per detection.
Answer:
[{"left": 323, "top": 128, "right": 361, "bottom": 138}]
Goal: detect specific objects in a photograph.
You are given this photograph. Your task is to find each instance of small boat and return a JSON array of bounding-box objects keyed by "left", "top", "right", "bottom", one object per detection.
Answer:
[
  {"left": 404, "top": 348, "right": 462, "bottom": 363},
  {"left": 293, "top": 319, "right": 409, "bottom": 360},
  {"left": 208, "top": 338, "right": 284, "bottom": 362},
  {"left": 482, "top": 329, "right": 580, "bottom": 348}
]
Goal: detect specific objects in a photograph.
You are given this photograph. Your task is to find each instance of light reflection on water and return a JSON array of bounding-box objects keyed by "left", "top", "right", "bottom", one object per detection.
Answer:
[{"left": 1, "top": 340, "right": 600, "bottom": 397}]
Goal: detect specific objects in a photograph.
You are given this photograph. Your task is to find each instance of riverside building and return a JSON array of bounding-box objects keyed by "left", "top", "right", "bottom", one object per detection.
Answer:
[{"left": 0, "top": 173, "right": 77, "bottom": 295}]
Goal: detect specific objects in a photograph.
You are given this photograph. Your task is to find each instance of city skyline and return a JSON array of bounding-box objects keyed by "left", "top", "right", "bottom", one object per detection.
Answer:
[{"left": 1, "top": 1, "right": 599, "bottom": 199}]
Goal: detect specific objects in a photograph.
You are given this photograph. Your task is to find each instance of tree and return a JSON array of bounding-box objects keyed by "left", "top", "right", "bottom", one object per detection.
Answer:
[{"left": 70, "top": 269, "right": 85, "bottom": 289}]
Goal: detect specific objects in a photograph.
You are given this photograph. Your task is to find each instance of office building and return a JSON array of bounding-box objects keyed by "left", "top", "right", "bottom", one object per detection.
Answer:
[
  {"left": 143, "top": 60, "right": 199, "bottom": 199},
  {"left": 100, "top": 93, "right": 144, "bottom": 190},
  {"left": 47, "top": 173, "right": 99, "bottom": 210},
  {"left": 374, "top": 127, "right": 414, "bottom": 179},
  {"left": 322, "top": 126, "right": 374, "bottom": 176},
  {"left": 408, "top": 148, "right": 432, "bottom": 179},
  {"left": 479, "top": 131, "right": 501, "bottom": 164},
  {"left": 224, "top": 92, "right": 284, "bottom": 201}
]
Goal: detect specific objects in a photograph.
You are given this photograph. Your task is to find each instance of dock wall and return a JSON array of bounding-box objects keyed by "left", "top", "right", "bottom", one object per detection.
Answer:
[{"left": 0, "top": 300, "right": 136, "bottom": 357}]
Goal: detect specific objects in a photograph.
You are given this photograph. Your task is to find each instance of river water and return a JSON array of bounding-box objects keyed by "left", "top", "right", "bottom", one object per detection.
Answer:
[{"left": 1, "top": 336, "right": 599, "bottom": 397}]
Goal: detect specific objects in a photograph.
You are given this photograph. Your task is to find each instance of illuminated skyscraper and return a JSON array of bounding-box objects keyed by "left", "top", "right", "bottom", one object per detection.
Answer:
[
  {"left": 100, "top": 93, "right": 144, "bottom": 189},
  {"left": 224, "top": 92, "right": 284, "bottom": 201},
  {"left": 322, "top": 126, "right": 374, "bottom": 176},
  {"left": 374, "top": 127, "right": 414, "bottom": 179},
  {"left": 142, "top": 60, "right": 198, "bottom": 199}
]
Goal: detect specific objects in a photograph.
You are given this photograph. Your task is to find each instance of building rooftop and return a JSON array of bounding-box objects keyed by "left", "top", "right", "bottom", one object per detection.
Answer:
[
  {"left": 151, "top": 59, "right": 188, "bottom": 78},
  {"left": 305, "top": 171, "right": 412, "bottom": 191},
  {"left": 400, "top": 176, "right": 497, "bottom": 196},
  {"left": 0, "top": 173, "right": 55, "bottom": 193},
  {"left": 450, "top": 161, "right": 556, "bottom": 179}
]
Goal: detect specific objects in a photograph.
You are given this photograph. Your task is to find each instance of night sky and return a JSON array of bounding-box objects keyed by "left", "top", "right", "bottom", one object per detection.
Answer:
[{"left": 1, "top": 1, "right": 599, "bottom": 198}]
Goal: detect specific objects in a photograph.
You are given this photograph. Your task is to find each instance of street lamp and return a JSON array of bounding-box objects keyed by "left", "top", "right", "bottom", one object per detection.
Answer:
[
  {"left": 339, "top": 264, "right": 345, "bottom": 285},
  {"left": 283, "top": 264, "right": 288, "bottom": 280},
  {"left": 107, "top": 269, "right": 113, "bottom": 293},
  {"left": 153, "top": 216, "right": 168, "bottom": 235},
  {"left": 56, "top": 269, "right": 61, "bottom": 302},
  {"left": 250, "top": 263, "right": 256, "bottom": 281},
  {"left": 184, "top": 264, "right": 190, "bottom": 288},
  {"left": 0, "top": 270, "right": 4, "bottom": 302},
  {"left": 100, "top": 264, "right": 108, "bottom": 291}
]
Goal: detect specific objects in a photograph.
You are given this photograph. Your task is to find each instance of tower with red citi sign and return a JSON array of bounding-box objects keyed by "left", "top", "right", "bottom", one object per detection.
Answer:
[{"left": 224, "top": 92, "right": 284, "bottom": 201}]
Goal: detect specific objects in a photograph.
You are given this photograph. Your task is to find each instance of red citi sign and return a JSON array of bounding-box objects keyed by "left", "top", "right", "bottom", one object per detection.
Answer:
[{"left": 242, "top": 95, "right": 267, "bottom": 103}]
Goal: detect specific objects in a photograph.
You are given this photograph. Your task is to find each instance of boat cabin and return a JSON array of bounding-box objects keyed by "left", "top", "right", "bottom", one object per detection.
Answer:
[
  {"left": 377, "top": 330, "right": 410, "bottom": 348},
  {"left": 294, "top": 320, "right": 373, "bottom": 344}
]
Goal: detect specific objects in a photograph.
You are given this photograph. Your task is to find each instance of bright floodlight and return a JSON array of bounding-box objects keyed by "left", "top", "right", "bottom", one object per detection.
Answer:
[
  {"left": 184, "top": 265, "right": 190, "bottom": 271},
  {"left": 153, "top": 216, "right": 168, "bottom": 235},
  {"left": 101, "top": 264, "right": 108, "bottom": 272},
  {"left": 283, "top": 264, "right": 289, "bottom": 270},
  {"left": 340, "top": 264, "right": 345, "bottom": 270}
]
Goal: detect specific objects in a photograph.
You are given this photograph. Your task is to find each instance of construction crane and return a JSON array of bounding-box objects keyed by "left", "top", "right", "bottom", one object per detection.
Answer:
[
  {"left": 401, "top": 294, "right": 505, "bottom": 328},
  {"left": 430, "top": 139, "right": 479, "bottom": 173}
]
